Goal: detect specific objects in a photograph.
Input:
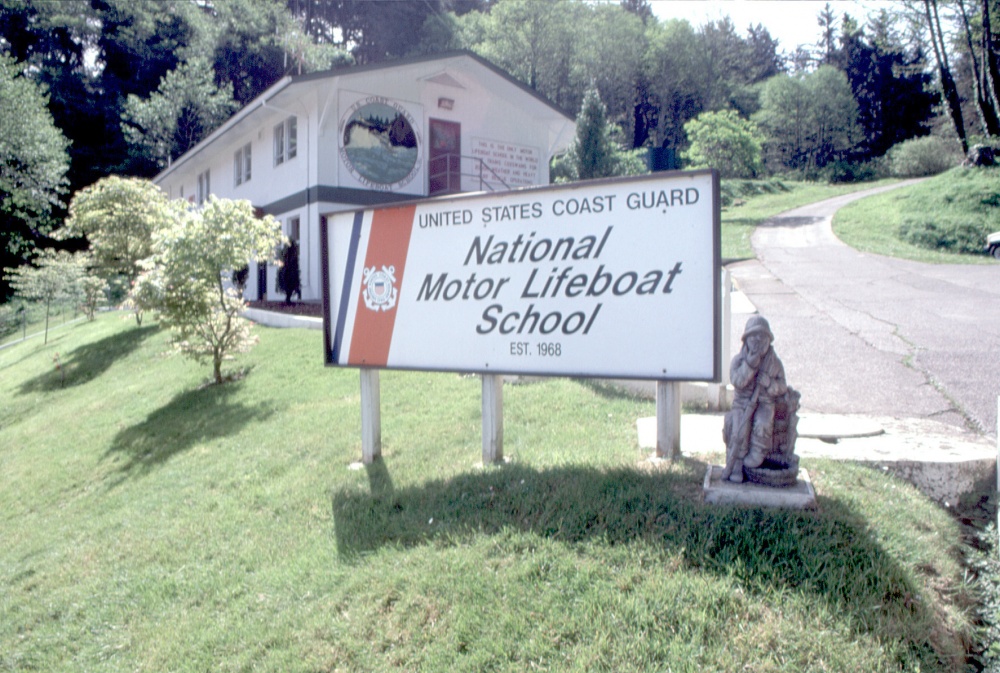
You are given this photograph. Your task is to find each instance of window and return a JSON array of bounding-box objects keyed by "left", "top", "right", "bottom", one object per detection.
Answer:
[
  {"left": 287, "top": 117, "right": 297, "bottom": 160},
  {"left": 234, "top": 142, "right": 251, "bottom": 186},
  {"left": 274, "top": 116, "right": 297, "bottom": 165},
  {"left": 197, "top": 170, "right": 210, "bottom": 204},
  {"left": 287, "top": 216, "right": 300, "bottom": 243}
]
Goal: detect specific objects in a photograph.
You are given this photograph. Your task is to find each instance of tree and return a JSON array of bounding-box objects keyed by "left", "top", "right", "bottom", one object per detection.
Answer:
[
  {"left": 0, "top": 54, "right": 70, "bottom": 300},
  {"left": 470, "top": 0, "right": 587, "bottom": 114},
  {"left": 149, "top": 197, "right": 284, "bottom": 384},
  {"left": 122, "top": 58, "right": 239, "bottom": 170},
  {"left": 293, "top": 0, "right": 484, "bottom": 65},
  {"left": 61, "top": 176, "right": 174, "bottom": 282},
  {"left": 957, "top": 0, "right": 1000, "bottom": 137},
  {"left": 754, "top": 67, "right": 861, "bottom": 173},
  {"left": 79, "top": 273, "right": 108, "bottom": 322},
  {"left": 643, "top": 18, "right": 707, "bottom": 152},
  {"left": 4, "top": 250, "right": 83, "bottom": 344},
  {"left": 554, "top": 86, "right": 647, "bottom": 181},
  {"left": 60, "top": 176, "right": 176, "bottom": 324},
  {"left": 922, "top": 0, "right": 970, "bottom": 152},
  {"left": 831, "top": 11, "right": 938, "bottom": 160},
  {"left": 682, "top": 110, "right": 764, "bottom": 178}
]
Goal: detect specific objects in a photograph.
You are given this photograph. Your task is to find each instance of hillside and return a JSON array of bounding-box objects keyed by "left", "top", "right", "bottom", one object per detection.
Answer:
[{"left": 0, "top": 315, "right": 982, "bottom": 672}]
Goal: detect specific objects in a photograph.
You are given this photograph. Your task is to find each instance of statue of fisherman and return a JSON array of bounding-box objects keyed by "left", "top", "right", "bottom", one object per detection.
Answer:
[{"left": 722, "top": 316, "right": 796, "bottom": 483}]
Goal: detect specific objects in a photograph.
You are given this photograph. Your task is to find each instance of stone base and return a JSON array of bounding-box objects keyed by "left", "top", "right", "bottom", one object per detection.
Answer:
[{"left": 703, "top": 465, "right": 816, "bottom": 509}]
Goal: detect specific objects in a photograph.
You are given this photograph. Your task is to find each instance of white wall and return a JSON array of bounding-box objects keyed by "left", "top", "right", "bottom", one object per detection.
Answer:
[{"left": 156, "top": 55, "right": 573, "bottom": 304}]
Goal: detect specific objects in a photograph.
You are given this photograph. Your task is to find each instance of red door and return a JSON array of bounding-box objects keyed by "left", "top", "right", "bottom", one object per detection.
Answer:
[{"left": 429, "top": 119, "right": 461, "bottom": 195}]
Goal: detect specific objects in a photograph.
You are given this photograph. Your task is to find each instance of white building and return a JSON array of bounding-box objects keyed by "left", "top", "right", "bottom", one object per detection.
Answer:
[{"left": 153, "top": 50, "right": 576, "bottom": 302}]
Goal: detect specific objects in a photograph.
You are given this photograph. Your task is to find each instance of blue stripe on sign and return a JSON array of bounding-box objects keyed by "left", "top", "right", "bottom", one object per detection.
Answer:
[{"left": 332, "top": 211, "right": 364, "bottom": 364}]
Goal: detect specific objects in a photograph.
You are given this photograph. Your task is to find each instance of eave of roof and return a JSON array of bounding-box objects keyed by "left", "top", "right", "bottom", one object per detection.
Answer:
[{"left": 154, "top": 50, "right": 573, "bottom": 184}]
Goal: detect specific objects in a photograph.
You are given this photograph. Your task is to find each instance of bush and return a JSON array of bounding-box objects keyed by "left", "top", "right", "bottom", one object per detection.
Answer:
[
  {"left": 719, "top": 178, "right": 790, "bottom": 207},
  {"left": 898, "top": 215, "right": 992, "bottom": 254},
  {"left": 968, "top": 525, "right": 1000, "bottom": 671},
  {"left": 887, "top": 136, "right": 963, "bottom": 177},
  {"left": 682, "top": 109, "right": 764, "bottom": 179},
  {"left": 819, "top": 158, "right": 886, "bottom": 183}
]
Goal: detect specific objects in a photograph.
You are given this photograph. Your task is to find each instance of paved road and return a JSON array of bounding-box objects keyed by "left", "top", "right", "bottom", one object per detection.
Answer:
[{"left": 728, "top": 182, "right": 1000, "bottom": 436}]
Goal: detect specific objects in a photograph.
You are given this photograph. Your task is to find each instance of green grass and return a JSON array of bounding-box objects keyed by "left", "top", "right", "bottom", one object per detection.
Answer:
[
  {"left": 833, "top": 168, "right": 1000, "bottom": 264},
  {"left": 721, "top": 179, "right": 899, "bottom": 259},
  {"left": 0, "top": 315, "right": 982, "bottom": 672}
]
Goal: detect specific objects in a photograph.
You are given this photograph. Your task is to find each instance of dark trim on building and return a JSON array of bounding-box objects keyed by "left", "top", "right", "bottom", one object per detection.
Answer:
[{"left": 258, "top": 185, "right": 417, "bottom": 215}]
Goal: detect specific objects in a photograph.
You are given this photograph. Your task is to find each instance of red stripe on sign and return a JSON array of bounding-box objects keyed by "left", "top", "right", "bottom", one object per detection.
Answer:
[{"left": 347, "top": 205, "right": 416, "bottom": 366}]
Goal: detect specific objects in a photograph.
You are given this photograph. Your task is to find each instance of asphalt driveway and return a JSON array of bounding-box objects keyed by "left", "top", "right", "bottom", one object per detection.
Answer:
[{"left": 728, "top": 182, "right": 1000, "bottom": 435}]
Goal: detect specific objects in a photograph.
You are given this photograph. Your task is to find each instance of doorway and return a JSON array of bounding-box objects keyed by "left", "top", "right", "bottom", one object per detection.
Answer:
[{"left": 429, "top": 119, "right": 461, "bottom": 195}]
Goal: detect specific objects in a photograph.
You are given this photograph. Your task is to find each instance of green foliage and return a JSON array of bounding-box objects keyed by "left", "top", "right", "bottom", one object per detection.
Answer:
[
  {"left": 719, "top": 178, "right": 790, "bottom": 207},
  {"left": 642, "top": 18, "right": 705, "bottom": 151},
  {"left": 969, "top": 526, "right": 1000, "bottom": 671},
  {"left": 149, "top": 197, "right": 284, "bottom": 384},
  {"left": 61, "top": 176, "right": 175, "bottom": 282},
  {"left": 899, "top": 217, "right": 991, "bottom": 254},
  {"left": 887, "top": 136, "right": 965, "bottom": 177},
  {"left": 0, "top": 53, "right": 70, "bottom": 298},
  {"left": 818, "top": 158, "right": 886, "bottom": 184},
  {"left": 122, "top": 58, "right": 239, "bottom": 170},
  {"left": 122, "top": 269, "right": 163, "bottom": 328},
  {"left": 4, "top": 249, "right": 84, "bottom": 344},
  {"left": 554, "top": 86, "right": 648, "bottom": 182},
  {"left": 754, "top": 66, "right": 861, "bottom": 174},
  {"left": 682, "top": 109, "right": 764, "bottom": 178},
  {"left": 78, "top": 274, "right": 108, "bottom": 322},
  {"left": 466, "top": 0, "right": 587, "bottom": 113}
]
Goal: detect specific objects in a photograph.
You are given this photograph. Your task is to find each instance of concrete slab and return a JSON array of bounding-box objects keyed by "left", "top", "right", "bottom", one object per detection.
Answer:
[
  {"left": 797, "top": 414, "right": 884, "bottom": 439},
  {"left": 243, "top": 308, "right": 323, "bottom": 330},
  {"left": 637, "top": 413, "right": 996, "bottom": 505},
  {"left": 730, "top": 289, "right": 756, "bottom": 314},
  {"left": 703, "top": 465, "right": 817, "bottom": 509}
]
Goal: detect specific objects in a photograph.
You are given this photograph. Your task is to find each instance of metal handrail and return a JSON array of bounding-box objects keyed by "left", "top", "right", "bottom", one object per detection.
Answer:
[{"left": 428, "top": 153, "right": 512, "bottom": 195}]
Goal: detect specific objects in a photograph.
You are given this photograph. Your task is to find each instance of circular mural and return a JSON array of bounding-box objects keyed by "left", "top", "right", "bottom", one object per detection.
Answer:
[{"left": 340, "top": 98, "right": 420, "bottom": 190}]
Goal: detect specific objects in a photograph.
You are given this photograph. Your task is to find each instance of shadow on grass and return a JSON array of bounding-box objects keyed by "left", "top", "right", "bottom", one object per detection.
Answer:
[
  {"left": 574, "top": 378, "right": 652, "bottom": 402},
  {"left": 758, "top": 215, "right": 824, "bottom": 228},
  {"left": 332, "top": 459, "right": 951, "bottom": 668},
  {"left": 19, "top": 325, "right": 157, "bottom": 393},
  {"left": 104, "top": 382, "right": 275, "bottom": 484}
]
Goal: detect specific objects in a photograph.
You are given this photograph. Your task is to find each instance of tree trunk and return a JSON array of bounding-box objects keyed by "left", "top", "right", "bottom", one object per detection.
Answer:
[
  {"left": 983, "top": 0, "right": 1000, "bottom": 133},
  {"left": 958, "top": 0, "right": 1000, "bottom": 135},
  {"left": 925, "top": 0, "right": 970, "bottom": 152}
]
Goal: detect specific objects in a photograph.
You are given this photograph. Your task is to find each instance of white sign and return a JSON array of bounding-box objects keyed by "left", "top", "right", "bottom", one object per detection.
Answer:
[
  {"left": 321, "top": 171, "right": 721, "bottom": 381},
  {"left": 470, "top": 138, "right": 540, "bottom": 187}
]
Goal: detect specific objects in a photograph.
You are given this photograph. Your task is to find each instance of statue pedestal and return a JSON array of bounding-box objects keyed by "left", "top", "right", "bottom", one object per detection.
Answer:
[{"left": 703, "top": 465, "right": 816, "bottom": 509}]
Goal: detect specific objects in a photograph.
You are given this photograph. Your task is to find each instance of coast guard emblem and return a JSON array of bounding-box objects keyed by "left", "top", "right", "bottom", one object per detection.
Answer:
[{"left": 362, "top": 265, "right": 397, "bottom": 311}]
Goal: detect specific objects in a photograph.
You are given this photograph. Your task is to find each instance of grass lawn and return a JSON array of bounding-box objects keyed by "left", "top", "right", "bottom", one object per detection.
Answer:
[
  {"left": 0, "top": 314, "right": 983, "bottom": 672},
  {"left": 833, "top": 168, "right": 1000, "bottom": 264}
]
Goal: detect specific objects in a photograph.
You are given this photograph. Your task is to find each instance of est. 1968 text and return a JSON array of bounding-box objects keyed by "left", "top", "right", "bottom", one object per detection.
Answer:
[{"left": 510, "top": 341, "right": 562, "bottom": 357}]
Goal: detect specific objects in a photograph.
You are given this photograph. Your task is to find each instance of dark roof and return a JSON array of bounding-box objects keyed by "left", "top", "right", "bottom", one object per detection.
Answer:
[
  {"left": 291, "top": 50, "right": 574, "bottom": 121},
  {"left": 156, "top": 50, "right": 573, "bottom": 182}
]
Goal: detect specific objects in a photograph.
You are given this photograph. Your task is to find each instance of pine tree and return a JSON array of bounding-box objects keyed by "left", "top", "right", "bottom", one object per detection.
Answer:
[{"left": 573, "top": 86, "right": 622, "bottom": 180}]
